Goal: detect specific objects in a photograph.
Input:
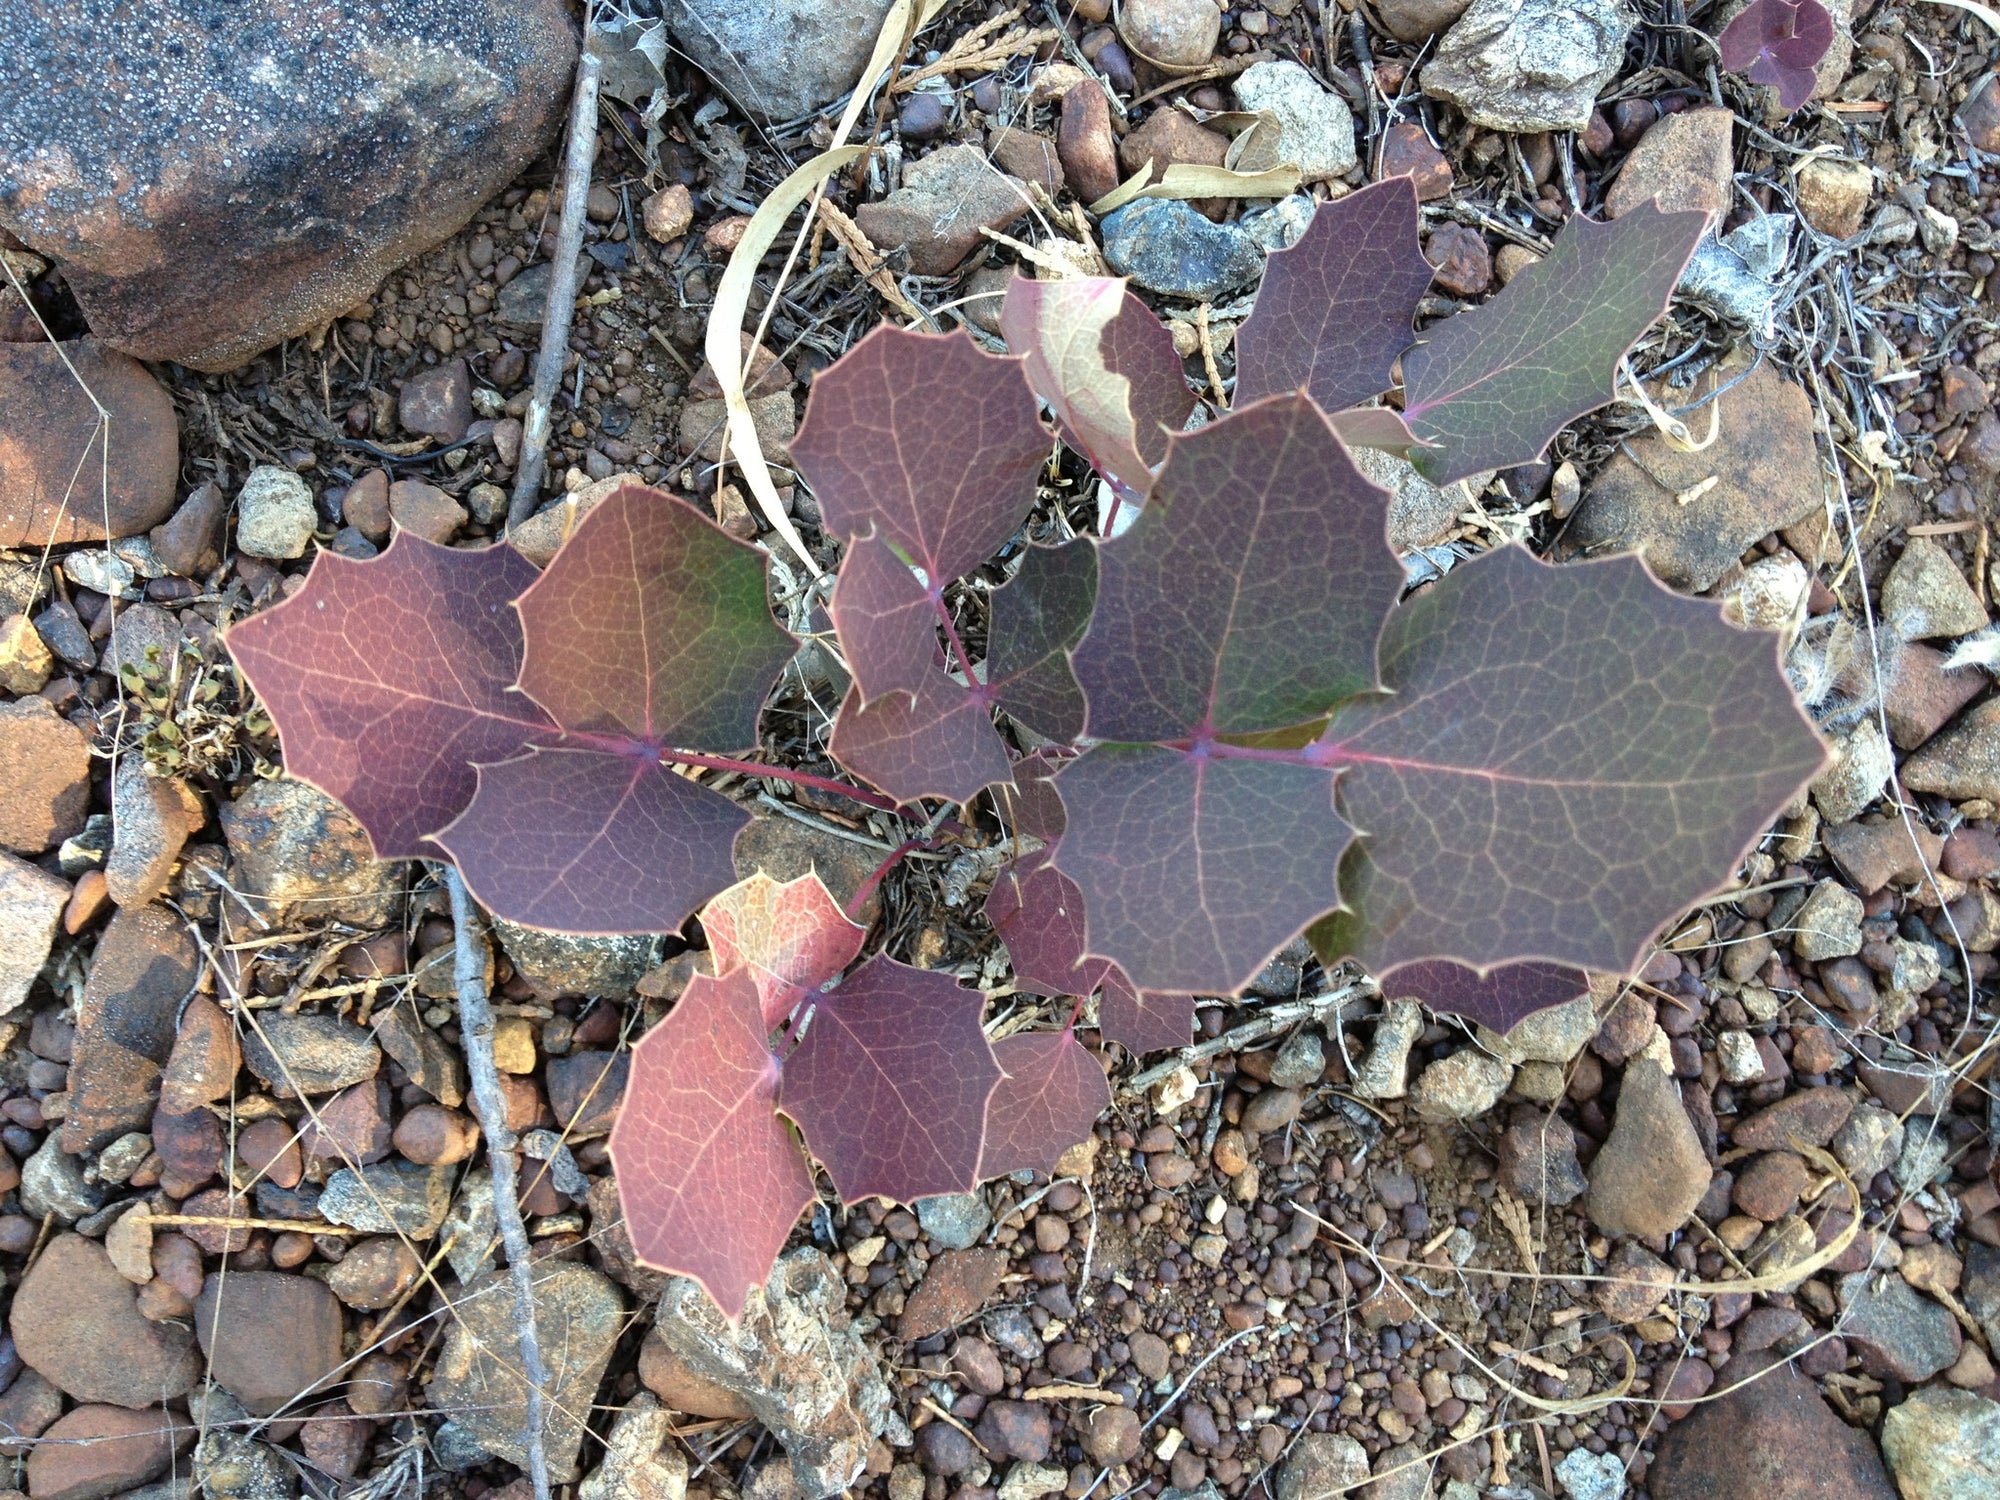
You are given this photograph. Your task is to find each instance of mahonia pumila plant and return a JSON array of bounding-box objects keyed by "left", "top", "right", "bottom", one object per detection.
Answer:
[
  {"left": 228, "top": 179, "right": 1828, "bottom": 1315},
  {"left": 1716, "top": 0, "right": 1836, "bottom": 111}
]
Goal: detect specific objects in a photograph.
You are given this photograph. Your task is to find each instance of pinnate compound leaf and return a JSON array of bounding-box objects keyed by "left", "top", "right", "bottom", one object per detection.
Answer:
[
  {"left": 225, "top": 536, "right": 551, "bottom": 859},
  {"left": 979, "top": 1031, "right": 1112, "bottom": 1178},
  {"left": 999, "top": 276, "right": 1193, "bottom": 490},
  {"left": 704, "top": 871, "right": 865, "bottom": 1027},
  {"left": 1074, "top": 394, "right": 1402, "bottom": 742},
  {"left": 779, "top": 955, "right": 1000, "bottom": 1203},
  {"left": 986, "top": 851, "right": 1112, "bottom": 998},
  {"left": 829, "top": 678, "right": 1013, "bottom": 805},
  {"left": 609, "top": 965, "right": 814, "bottom": 1320},
  {"left": 830, "top": 532, "right": 943, "bottom": 705},
  {"left": 986, "top": 541, "right": 1098, "bottom": 742},
  {"left": 1717, "top": 0, "right": 1834, "bottom": 110},
  {"left": 515, "top": 483, "right": 796, "bottom": 750},
  {"left": 1372, "top": 957, "right": 1592, "bottom": 1034},
  {"left": 1234, "top": 178, "right": 1434, "bottom": 415},
  {"left": 1401, "top": 203, "right": 1708, "bottom": 486},
  {"left": 1318, "top": 545, "right": 1826, "bottom": 978},
  {"left": 435, "top": 746, "right": 748, "bottom": 934},
  {"left": 1099, "top": 970, "right": 1197, "bottom": 1054},
  {"left": 792, "top": 326, "right": 1048, "bottom": 582},
  {"left": 1054, "top": 743, "right": 1353, "bottom": 995}
]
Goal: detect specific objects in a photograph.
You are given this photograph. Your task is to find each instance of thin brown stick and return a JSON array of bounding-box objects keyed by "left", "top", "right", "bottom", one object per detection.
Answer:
[
  {"left": 508, "top": 46, "right": 604, "bottom": 531},
  {"left": 444, "top": 865, "right": 553, "bottom": 1500}
]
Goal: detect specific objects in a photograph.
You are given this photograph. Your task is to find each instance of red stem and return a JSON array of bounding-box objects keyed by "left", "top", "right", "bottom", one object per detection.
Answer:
[
  {"left": 933, "top": 591, "right": 988, "bottom": 701},
  {"left": 846, "top": 836, "right": 922, "bottom": 921}
]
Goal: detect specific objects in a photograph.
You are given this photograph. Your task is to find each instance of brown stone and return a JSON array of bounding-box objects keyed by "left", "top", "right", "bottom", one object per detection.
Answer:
[
  {"left": 988, "top": 128, "right": 1063, "bottom": 196},
  {"left": 300, "top": 1076, "right": 392, "bottom": 1164},
  {"left": 148, "top": 481, "right": 229, "bottom": 578},
  {"left": 10, "top": 1235, "right": 200, "bottom": 1408},
  {"left": 104, "top": 758, "right": 203, "bottom": 908},
  {"left": 0, "top": 340, "right": 177, "bottom": 545},
  {"left": 392, "top": 1102, "right": 479, "bottom": 1165},
  {"left": 1378, "top": 122, "right": 1452, "bottom": 200},
  {"left": 1425, "top": 222, "right": 1490, "bottom": 297},
  {"left": 342, "top": 469, "right": 391, "bottom": 543},
  {"left": 26, "top": 1405, "right": 193, "bottom": 1500},
  {"left": 1649, "top": 1351, "right": 1895, "bottom": 1500},
  {"left": 1118, "top": 107, "right": 1228, "bottom": 182},
  {"left": 0, "top": 696, "right": 90, "bottom": 854},
  {"left": 854, "top": 146, "right": 1027, "bottom": 276},
  {"left": 1058, "top": 83, "right": 1120, "bottom": 206},
  {"left": 398, "top": 358, "right": 471, "bottom": 442},
  {"left": 0, "top": 1369, "right": 61, "bottom": 1458},
  {"left": 299, "top": 1401, "right": 372, "bottom": 1479},
  {"left": 1604, "top": 106, "right": 1735, "bottom": 222},
  {"left": 637, "top": 1326, "right": 753, "bottom": 1418},
  {"left": 236, "top": 1116, "right": 302, "bottom": 1189},
  {"left": 64, "top": 902, "right": 200, "bottom": 1153},
  {"left": 388, "top": 478, "right": 465, "bottom": 542},
  {"left": 1732, "top": 1086, "right": 1853, "bottom": 1151},
  {"left": 1884, "top": 643, "right": 1986, "bottom": 751},
  {"left": 546, "top": 1049, "right": 627, "bottom": 1139},
  {"left": 0, "top": 4, "right": 577, "bottom": 371},
  {"left": 1823, "top": 817, "right": 1945, "bottom": 895},
  {"left": 151, "top": 1106, "right": 223, "bottom": 1193},
  {"left": 642, "top": 185, "right": 694, "bottom": 243},
  {"left": 1963, "top": 74, "right": 2000, "bottom": 152},
  {"left": 899, "top": 1248, "right": 1008, "bottom": 1340},
  {"left": 159, "top": 993, "right": 240, "bottom": 1114},
  {"left": 1584, "top": 1054, "right": 1711, "bottom": 1238},
  {"left": 195, "top": 1271, "right": 346, "bottom": 1415},
  {"left": 1732, "top": 1151, "right": 1808, "bottom": 1221},
  {"left": 325, "top": 1236, "right": 421, "bottom": 1310}
]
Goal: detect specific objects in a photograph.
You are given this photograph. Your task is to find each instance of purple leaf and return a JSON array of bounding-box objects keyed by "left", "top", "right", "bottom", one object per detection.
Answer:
[
  {"left": 1717, "top": 0, "right": 1834, "bottom": 111},
  {"left": 986, "top": 541, "right": 1098, "bottom": 743},
  {"left": 985, "top": 850, "right": 1112, "bottom": 998},
  {"left": 792, "top": 326, "right": 1049, "bottom": 583},
  {"left": 1000, "top": 276, "right": 1194, "bottom": 491},
  {"left": 704, "top": 871, "right": 866, "bottom": 1028},
  {"left": 996, "top": 753, "right": 1069, "bottom": 842},
  {"left": 609, "top": 965, "right": 815, "bottom": 1321},
  {"left": 1316, "top": 545, "right": 1827, "bottom": 977},
  {"left": 1099, "top": 970, "right": 1197, "bottom": 1055},
  {"left": 830, "top": 532, "right": 944, "bottom": 705},
  {"left": 1053, "top": 743, "right": 1352, "bottom": 995},
  {"left": 979, "top": 1030, "right": 1112, "bottom": 1178},
  {"left": 1375, "top": 958, "right": 1592, "bottom": 1033},
  {"left": 434, "top": 746, "right": 749, "bottom": 935},
  {"left": 1329, "top": 406, "right": 1423, "bottom": 457},
  {"left": 225, "top": 536, "right": 551, "bottom": 859},
  {"left": 829, "top": 678, "right": 1013, "bottom": 805},
  {"left": 1402, "top": 203, "right": 1708, "bottom": 486},
  {"left": 780, "top": 955, "right": 1001, "bottom": 1203},
  {"left": 1074, "top": 393, "right": 1403, "bottom": 741},
  {"left": 1235, "top": 178, "right": 1434, "bottom": 415},
  {"left": 515, "top": 483, "right": 797, "bottom": 750}
]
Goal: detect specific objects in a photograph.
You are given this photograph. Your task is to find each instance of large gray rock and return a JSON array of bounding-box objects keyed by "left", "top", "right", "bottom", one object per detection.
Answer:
[
  {"left": 652, "top": 1250, "right": 892, "bottom": 1498},
  {"left": 1422, "top": 0, "right": 1634, "bottom": 133},
  {"left": 0, "top": 0, "right": 576, "bottom": 371},
  {"left": 429, "top": 1260, "right": 625, "bottom": 1483},
  {"left": 658, "top": 0, "right": 897, "bottom": 121}
]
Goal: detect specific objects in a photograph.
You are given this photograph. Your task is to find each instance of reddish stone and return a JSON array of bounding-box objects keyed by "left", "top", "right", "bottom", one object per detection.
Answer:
[
  {"left": 1426, "top": 223, "right": 1491, "bottom": 297},
  {"left": 236, "top": 1116, "right": 302, "bottom": 1190},
  {"left": 1731, "top": 1086, "right": 1853, "bottom": 1151},
  {"left": 899, "top": 1248, "right": 1008, "bottom": 1340},
  {"left": 0, "top": 340, "right": 177, "bottom": 546},
  {"left": 300, "top": 1077, "right": 392, "bottom": 1165},
  {"left": 1057, "top": 83, "right": 1120, "bottom": 205},
  {"left": 1943, "top": 365, "right": 1989, "bottom": 415},
  {"left": 1884, "top": 643, "right": 1986, "bottom": 751},
  {"left": 1944, "top": 824, "right": 2000, "bottom": 881},
  {"left": 1379, "top": 122, "right": 1453, "bottom": 201},
  {"left": 26, "top": 1404, "right": 193, "bottom": 1500}
]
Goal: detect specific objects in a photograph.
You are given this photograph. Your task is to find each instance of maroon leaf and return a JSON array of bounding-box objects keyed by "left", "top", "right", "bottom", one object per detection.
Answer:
[
  {"left": 792, "top": 326, "right": 1049, "bottom": 583},
  {"left": 979, "top": 1030, "right": 1112, "bottom": 1178},
  {"left": 1375, "top": 958, "right": 1591, "bottom": 1033},
  {"left": 1316, "top": 545, "right": 1826, "bottom": 977},
  {"left": 1000, "top": 276, "right": 1193, "bottom": 490},
  {"left": 779, "top": 955, "right": 1001, "bottom": 1203},
  {"left": 1717, "top": 0, "right": 1834, "bottom": 110},
  {"left": 1074, "top": 394, "right": 1402, "bottom": 742},
  {"left": 1054, "top": 743, "right": 1352, "bottom": 995},
  {"left": 225, "top": 536, "right": 551, "bottom": 859},
  {"left": 1401, "top": 203, "right": 1708, "bottom": 486},
  {"left": 434, "top": 746, "right": 749, "bottom": 934},
  {"left": 1099, "top": 970, "right": 1197, "bottom": 1055},
  {"left": 829, "top": 678, "right": 1013, "bottom": 806},
  {"left": 704, "top": 871, "right": 866, "bottom": 1028},
  {"left": 986, "top": 541, "right": 1098, "bottom": 743},
  {"left": 830, "top": 533, "right": 944, "bottom": 705},
  {"left": 995, "top": 752, "right": 1068, "bottom": 842},
  {"left": 514, "top": 483, "right": 796, "bottom": 750},
  {"left": 1234, "top": 178, "right": 1434, "bottom": 415},
  {"left": 609, "top": 965, "right": 814, "bottom": 1320},
  {"left": 985, "top": 850, "right": 1112, "bottom": 998}
]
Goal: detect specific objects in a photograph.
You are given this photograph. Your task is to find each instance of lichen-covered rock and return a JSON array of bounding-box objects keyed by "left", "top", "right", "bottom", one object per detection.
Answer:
[
  {"left": 0, "top": 0, "right": 577, "bottom": 371},
  {"left": 652, "top": 1250, "right": 891, "bottom": 1499},
  {"left": 1422, "top": 0, "right": 1632, "bottom": 132},
  {"left": 656, "top": 0, "right": 896, "bottom": 121},
  {"left": 219, "top": 777, "right": 404, "bottom": 926}
]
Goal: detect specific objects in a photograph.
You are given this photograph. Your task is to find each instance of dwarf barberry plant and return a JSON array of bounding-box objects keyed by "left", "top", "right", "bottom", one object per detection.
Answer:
[{"left": 228, "top": 180, "right": 1827, "bottom": 1314}]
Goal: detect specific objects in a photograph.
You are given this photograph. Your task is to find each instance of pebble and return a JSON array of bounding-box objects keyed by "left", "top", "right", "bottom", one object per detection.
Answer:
[
  {"left": 1268, "top": 1029, "right": 1324, "bottom": 1088},
  {"left": 916, "top": 1422, "right": 975, "bottom": 1477},
  {"left": 1353, "top": 998, "right": 1422, "bottom": 1098},
  {"left": 240, "top": 1011, "right": 381, "bottom": 1097},
  {"left": 1837, "top": 1271, "right": 1961, "bottom": 1382},
  {"left": 300, "top": 1077, "right": 392, "bottom": 1164},
  {"left": 0, "top": 696, "right": 91, "bottom": 854},
  {"left": 1904, "top": 697, "right": 2000, "bottom": 804},
  {"left": 1732, "top": 1151, "right": 1807, "bottom": 1220},
  {"left": 1822, "top": 817, "right": 1942, "bottom": 895},
  {"left": 0, "top": 612, "right": 51, "bottom": 693},
  {"left": 1233, "top": 62, "right": 1357, "bottom": 180},
  {"left": 193, "top": 1431, "right": 296, "bottom": 1500},
  {"left": 916, "top": 1193, "right": 990, "bottom": 1251},
  {"left": 11, "top": 1234, "right": 200, "bottom": 1408},
  {"left": 27, "top": 1405, "right": 192, "bottom": 1500},
  {"left": 104, "top": 758, "right": 202, "bottom": 908},
  {"left": 1275, "top": 1433, "right": 1369, "bottom": 1500},
  {"left": 1831, "top": 1099, "right": 1903, "bottom": 1180},
  {"left": 1101, "top": 197, "right": 1266, "bottom": 299},
  {"left": 430, "top": 1260, "right": 624, "bottom": 1482},
  {"left": 0, "top": 341, "right": 180, "bottom": 547},
  {"left": 160, "top": 994, "right": 241, "bottom": 1114},
  {"left": 1595, "top": 1243, "right": 1673, "bottom": 1322},
  {"left": 1604, "top": 106, "right": 1735, "bottom": 222},
  {"left": 193, "top": 1272, "right": 345, "bottom": 1415},
  {"left": 0, "top": 1369, "right": 62, "bottom": 1458},
  {"left": 1792, "top": 879, "right": 1864, "bottom": 961},
  {"left": 1584, "top": 1048, "right": 1711, "bottom": 1237},
  {"left": 1378, "top": 123, "right": 1453, "bottom": 200},
  {"left": 1555, "top": 1449, "right": 1626, "bottom": 1500},
  {"left": 66, "top": 901, "right": 200, "bottom": 1153},
  {"left": 320, "top": 1159, "right": 455, "bottom": 1237},
  {"left": 989, "top": 126, "right": 1063, "bottom": 197},
  {"left": 388, "top": 478, "right": 467, "bottom": 543},
  {"left": 1374, "top": 0, "right": 1472, "bottom": 39},
  {"left": 1497, "top": 1111, "right": 1587, "bottom": 1205},
  {"left": 546, "top": 1049, "right": 629, "bottom": 1138},
  {"left": 233, "top": 467, "right": 318, "bottom": 560},
  {"left": 1240, "top": 1086, "right": 1302, "bottom": 1133},
  {"left": 1424, "top": 222, "right": 1491, "bottom": 297},
  {"left": 494, "top": 916, "right": 664, "bottom": 1000},
  {"left": 399, "top": 358, "right": 471, "bottom": 442},
  {"left": 997, "top": 1464, "right": 1066, "bottom": 1500},
  {"left": 1648, "top": 1352, "right": 1895, "bottom": 1499},
  {"left": 1117, "top": 0, "right": 1219, "bottom": 67},
  {"left": 578, "top": 1393, "right": 684, "bottom": 1500},
  {"left": 853, "top": 146, "right": 1026, "bottom": 276},
  {"left": 0, "top": 852, "right": 69, "bottom": 1017},
  {"left": 324, "top": 1236, "right": 421, "bottom": 1310},
  {"left": 638, "top": 1328, "right": 752, "bottom": 1419},
  {"left": 1884, "top": 536, "right": 1987, "bottom": 641},
  {"left": 976, "top": 1402, "right": 1052, "bottom": 1463},
  {"left": 1880, "top": 1387, "right": 2000, "bottom": 1500},
  {"left": 393, "top": 1103, "right": 480, "bottom": 1165},
  {"left": 900, "top": 1247, "right": 1008, "bottom": 1340},
  {"left": 1412, "top": 1051, "right": 1513, "bottom": 1122},
  {"left": 374, "top": 999, "right": 467, "bottom": 1106},
  {"left": 1082, "top": 1406, "right": 1141, "bottom": 1465},
  {"left": 642, "top": 185, "right": 694, "bottom": 243},
  {"left": 149, "top": 482, "right": 229, "bottom": 578},
  {"left": 1119, "top": 104, "right": 1228, "bottom": 190},
  {"left": 220, "top": 777, "right": 403, "bottom": 927},
  {"left": 1733, "top": 1086, "right": 1854, "bottom": 1150},
  {"left": 1794, "top": 157, "right": 1873, "bottom": 240}
]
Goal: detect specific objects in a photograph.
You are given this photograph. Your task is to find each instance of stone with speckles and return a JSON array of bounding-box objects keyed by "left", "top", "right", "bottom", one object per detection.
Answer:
[{"left": 0, "top": 0, "right": 576, "bottom": 371}]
